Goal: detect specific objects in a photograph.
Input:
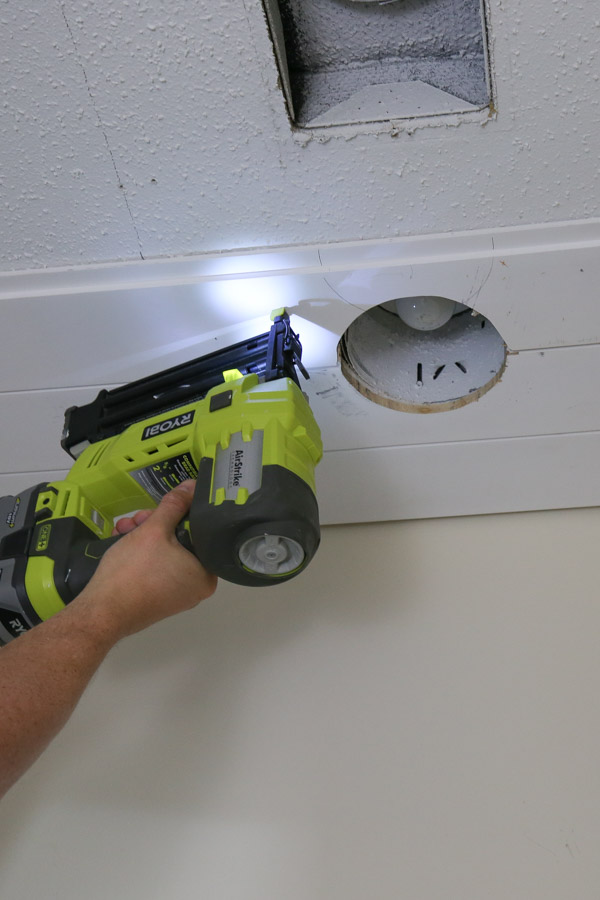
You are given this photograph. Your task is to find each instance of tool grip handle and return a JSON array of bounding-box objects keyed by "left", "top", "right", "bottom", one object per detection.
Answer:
[
  {"left": 65, "top": 534, "right": 120, "bottom": 598},
  {"left": 66, "top": 525, "right": 192, "bottom": 599}
]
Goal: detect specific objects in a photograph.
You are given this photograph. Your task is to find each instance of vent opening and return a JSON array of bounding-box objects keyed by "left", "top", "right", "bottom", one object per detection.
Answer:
[
  {"left": 263, "top": 0, "right": 491, "bottom": 128},
  {"left": 339, "top": 299, "right": 506, "bottom": 413}
]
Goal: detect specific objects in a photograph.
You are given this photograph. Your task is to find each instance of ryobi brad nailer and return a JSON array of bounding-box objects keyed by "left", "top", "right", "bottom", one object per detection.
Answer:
[{"left": 0, "top": 311, "right": 322, "bottom": 645}]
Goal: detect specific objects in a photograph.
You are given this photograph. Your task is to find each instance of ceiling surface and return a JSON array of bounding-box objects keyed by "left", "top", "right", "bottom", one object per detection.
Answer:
[{"left": 1, "top": 0, "right": 599, "bottom": 270}]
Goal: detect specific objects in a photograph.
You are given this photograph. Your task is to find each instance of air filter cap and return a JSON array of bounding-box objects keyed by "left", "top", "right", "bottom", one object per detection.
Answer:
[{"left": 239, "top": 534, "right": 305, "bottom": 577}]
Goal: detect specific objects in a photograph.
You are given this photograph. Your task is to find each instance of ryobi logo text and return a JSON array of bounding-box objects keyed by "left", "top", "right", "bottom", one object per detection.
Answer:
[{"left": 142, "top": 411, "right": 195, "bottom": 441}]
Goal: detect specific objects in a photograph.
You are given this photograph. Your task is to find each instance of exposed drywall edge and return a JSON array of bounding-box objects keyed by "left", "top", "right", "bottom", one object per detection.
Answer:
[
  {"left": 481, "top": 0, "right": 499, "bottom": 115},
  {"left": 289, "top": 103, "right": 494, "bottom": 142},
  {"left": 260, "top": 0, "right": 296, "bottom": 122}
]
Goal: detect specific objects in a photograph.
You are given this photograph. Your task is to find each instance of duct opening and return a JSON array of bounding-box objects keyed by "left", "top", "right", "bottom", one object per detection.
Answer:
[
  {"left": 262, "top": 0, "right": 491, "bottom": 128},
  {"left": 339, "top": 299, "right": 506, "bottom": 413}
]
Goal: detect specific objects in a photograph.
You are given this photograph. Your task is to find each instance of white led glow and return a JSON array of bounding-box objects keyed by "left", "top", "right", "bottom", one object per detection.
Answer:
[
  {"left": 204, "top": 276, "right": 281, "bottom": 322},
  {"left": 287, "top": 316, "right": 340, "bottom": 370}
]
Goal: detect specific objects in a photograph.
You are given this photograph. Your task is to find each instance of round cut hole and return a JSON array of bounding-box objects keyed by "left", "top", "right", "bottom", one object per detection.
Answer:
[{"left": 339, "top": 302, "right": 507, "bottom": 413}]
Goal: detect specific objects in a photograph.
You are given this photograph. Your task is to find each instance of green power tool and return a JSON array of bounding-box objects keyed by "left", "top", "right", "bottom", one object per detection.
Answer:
[{"left": 0, "top": 311, "right": 322, "bottom": 645}]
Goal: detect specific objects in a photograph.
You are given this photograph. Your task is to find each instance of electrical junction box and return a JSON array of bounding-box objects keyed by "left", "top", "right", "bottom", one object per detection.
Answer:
[{"left": 0, "top": 218, "right": 599, "bottom": 526}]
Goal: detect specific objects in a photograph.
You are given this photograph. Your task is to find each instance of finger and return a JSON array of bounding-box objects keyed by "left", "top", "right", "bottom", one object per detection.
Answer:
[
  {"left": 113, "top": 509, "right": 154, "bottom": 535},
  {"left": 150, "top": 480, "right": 196, "bottom": 533},
  {"left": 131, "top": 509, "right": 154, "bottom": 528},
  {"left": 113, "top": 517, "right": 136, "bottom": 535}
]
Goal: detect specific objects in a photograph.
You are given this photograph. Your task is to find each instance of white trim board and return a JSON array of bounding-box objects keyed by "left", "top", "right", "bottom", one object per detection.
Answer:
[{"left": 2, "top": 218, "right": 599, "bottom": 300}]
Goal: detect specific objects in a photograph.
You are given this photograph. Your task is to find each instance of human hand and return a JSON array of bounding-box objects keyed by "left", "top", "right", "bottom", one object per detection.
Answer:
[{"left": 73, "top": 480, "right": 217, "bottom": 644}]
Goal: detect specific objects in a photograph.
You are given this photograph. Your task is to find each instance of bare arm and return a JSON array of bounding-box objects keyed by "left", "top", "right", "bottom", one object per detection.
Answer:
[{"left": 0, "top": 480, "right": 217, "bottom": 800}]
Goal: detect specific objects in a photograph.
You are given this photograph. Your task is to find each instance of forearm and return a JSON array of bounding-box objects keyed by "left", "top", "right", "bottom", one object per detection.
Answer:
[
  {"left": 0, "top": 481, "right": 216, "bottom": 801},
  {"left": 0, "top": 587, "right": 119, "bottom": 800}
]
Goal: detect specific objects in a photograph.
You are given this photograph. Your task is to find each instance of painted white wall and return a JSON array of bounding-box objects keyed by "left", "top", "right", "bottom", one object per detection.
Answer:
[
  {"left": 2, "top": 507, "right": 600, "bottom": 899},
  {"left": 1, "top": 0, "right": 599, "bottom": 269}
]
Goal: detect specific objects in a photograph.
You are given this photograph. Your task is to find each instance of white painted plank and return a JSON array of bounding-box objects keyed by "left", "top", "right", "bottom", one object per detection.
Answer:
[
  {"left": 3, "top": 506, "right": 600, "bottom": 900},
  {"left": 1, "top": 344, "right": 600, "bottom": 476},
  {"left": 307, "top": 344, "right": 600, "bottom": 452},
  {"left": 2, "top": 430, "right": 599, "bottom": 529},
  {"left": 317, "top": 431, "right": 600, "bottom": 524},
  {"left": 322, "top": 241, "right": 600, "bottom": 352},
  {"left": 0, "top": 388, "right": 99, "bottom": 472},
  {"left": 0, "top": 276, "right": 344, "bottom": 391},
  {"left": 1, "top": 220, "right": 598, "bottom": 305}
]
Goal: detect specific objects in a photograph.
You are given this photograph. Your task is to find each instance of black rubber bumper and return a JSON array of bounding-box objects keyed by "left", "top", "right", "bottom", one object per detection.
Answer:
[{"left": 189, "top": 461, "right": 320, "bottom": 587}]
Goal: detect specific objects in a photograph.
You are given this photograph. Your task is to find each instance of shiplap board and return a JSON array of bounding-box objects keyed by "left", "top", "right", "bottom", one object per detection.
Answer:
[
  {"left": 0, "top": 279, "right": 344, "bottom": 391},
  {"left": 321, "top": 237, "right": 600, "bottom": 352},
  {"left": 2, "top": 428, "right": 599, "bottom": 525},
  {"left": 307, "top": 345, "right": 600, "bottom": 452},
  {"left": 2, "top": 344, "right": 599, "bottom": 473},
  {"left": 317, "top": 431, "right": 600, "bottom": 523}
]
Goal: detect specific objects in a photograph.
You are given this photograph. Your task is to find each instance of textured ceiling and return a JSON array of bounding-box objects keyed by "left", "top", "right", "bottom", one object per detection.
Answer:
[{"left": 1, "top": 0, "right": 599, "bottom": 271}]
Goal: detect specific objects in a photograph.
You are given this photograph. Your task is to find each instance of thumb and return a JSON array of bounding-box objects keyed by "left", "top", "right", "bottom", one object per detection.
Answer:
[{"left": 151, "top": 480, "right": 196, "bottom": 532}]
